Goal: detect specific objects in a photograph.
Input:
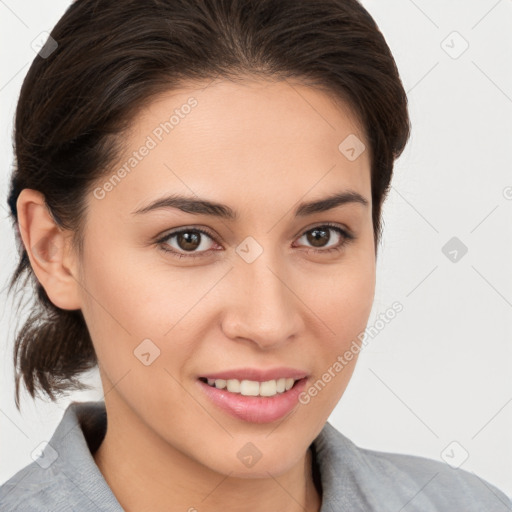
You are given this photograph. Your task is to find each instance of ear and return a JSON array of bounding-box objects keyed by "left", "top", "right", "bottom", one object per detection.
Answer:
[{"left": 16, "top": 188, "right": 82, "bottom": 310}]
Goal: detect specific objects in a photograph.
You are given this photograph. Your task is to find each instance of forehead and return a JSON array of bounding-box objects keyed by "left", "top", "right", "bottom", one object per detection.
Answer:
[{"left": 92, "top": 78, "right": 371, "bottom": 218}]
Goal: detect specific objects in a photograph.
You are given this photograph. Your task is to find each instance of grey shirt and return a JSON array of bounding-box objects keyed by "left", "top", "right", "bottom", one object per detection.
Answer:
[{"left": 0, "top": 400, "right": 510, "bottom": 511}]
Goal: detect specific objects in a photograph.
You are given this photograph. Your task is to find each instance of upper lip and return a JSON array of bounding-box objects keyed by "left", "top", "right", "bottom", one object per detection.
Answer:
[{"left": 199, "top": 367, "right": 309, "bottom": 382}]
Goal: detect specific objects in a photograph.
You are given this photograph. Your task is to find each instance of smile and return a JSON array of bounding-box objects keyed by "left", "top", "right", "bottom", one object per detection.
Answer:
[
  {"left": 199, "top": 377, "right": 297, "bottom": 397},
  {"left": 197, "top": 376, "right": 309, "bottom": 423}
]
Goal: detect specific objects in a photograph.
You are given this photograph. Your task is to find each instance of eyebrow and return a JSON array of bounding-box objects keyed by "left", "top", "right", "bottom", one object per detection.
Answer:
[{"left": 131, "top": 190, "right": 369, "bottom": 220}]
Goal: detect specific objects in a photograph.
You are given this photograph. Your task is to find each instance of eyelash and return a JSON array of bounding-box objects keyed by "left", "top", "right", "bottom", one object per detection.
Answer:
[{"left": 155, "top": 222, "right": 354, "bottom": 260}]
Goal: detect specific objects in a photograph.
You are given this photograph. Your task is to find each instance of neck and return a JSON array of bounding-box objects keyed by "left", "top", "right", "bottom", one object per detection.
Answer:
[{"left": 92, "top": 396, "right": 322, "bottom": 512}]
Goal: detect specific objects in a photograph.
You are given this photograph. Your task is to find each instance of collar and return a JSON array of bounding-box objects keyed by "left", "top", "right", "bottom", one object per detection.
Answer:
[{"left": 49, "top": 400, "right": 348, "bottom": 510}]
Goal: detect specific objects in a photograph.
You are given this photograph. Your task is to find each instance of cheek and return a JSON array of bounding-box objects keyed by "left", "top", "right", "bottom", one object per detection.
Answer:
[
  {"left": 334, "top": 267, "right": 375, "bottom": 332},
  {"left": 79, "top": 239, "right": 179, "bottom": 333},
  {"left": 300, "top": 250, "right": 375, "bottom": 413},
  {"left": 311, "top": 251, "right": 376, "bottom": 342},
  {"left": 297, "top": 260, "right": 375, "bottom": 422},
  {"left": 78, "top": 249, "right": 200, "bottom": 415},
  {"left": 78, "top": 242, "right": 211, "bottom": 379}
]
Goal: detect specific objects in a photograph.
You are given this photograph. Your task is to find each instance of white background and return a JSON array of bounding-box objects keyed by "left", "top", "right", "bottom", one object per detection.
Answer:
[{"left": 1, "top": 0, "right": 511, "bottom": 501}]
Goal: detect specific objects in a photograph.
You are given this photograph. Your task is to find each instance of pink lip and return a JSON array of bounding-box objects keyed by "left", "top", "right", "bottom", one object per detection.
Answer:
[
  {"left": 197, "top": 377, "right": 308, "bottom": 423},
  {"left": 199, "top": 367, "right": 309, "bottom": 381}
]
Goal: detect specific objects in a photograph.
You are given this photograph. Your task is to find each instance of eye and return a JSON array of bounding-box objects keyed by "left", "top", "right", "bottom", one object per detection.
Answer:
[
  {"left": 156, "top": 222, "right": 354, "bottom": 260},
  {"left": 156, "top": 227, "right": 219, "bottom": 259},
  {"left": 293, "top": 223, "right": 354, "bottom": 255}
]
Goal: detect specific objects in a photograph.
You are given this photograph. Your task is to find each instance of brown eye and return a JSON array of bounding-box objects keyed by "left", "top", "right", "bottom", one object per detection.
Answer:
[
  {"left": 296, "top": 224, "right": 353, "bottom": 253},
  {"left": 157, "top": 223, "right": 354, "bottom": 260},
  {"left": 158, "top": 227, "right": 218, "bottom": 259},
  {"left": 306, "top": 227, "right": 332, "bottom": 247},
  {"left": 175, "top": 231, "right": 201, "bottom": 251}
]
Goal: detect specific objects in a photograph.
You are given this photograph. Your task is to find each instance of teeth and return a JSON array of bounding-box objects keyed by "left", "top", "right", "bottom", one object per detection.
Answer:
[
  {"left": 240, "top": 380, "right": 259, "bottom": 396},
  {"left": 214, "top": 379, "right": 226, "bottom": 389},
  {"left": 285, "top": 377, "right": 294, "bottom": 390},
  {"left": 259, "top": 380, "right": 277, "bottom": 396},
  {"left": 203, "top": 377, "right": 298, "bottom": 396},
  {"left": 227, "top": 379, "right": 241, "bottom": 393}
]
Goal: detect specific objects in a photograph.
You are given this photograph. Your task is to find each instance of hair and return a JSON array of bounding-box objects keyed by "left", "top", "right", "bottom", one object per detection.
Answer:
[{"left": 5, "top": 0, "right": 410, "bottom": 410}]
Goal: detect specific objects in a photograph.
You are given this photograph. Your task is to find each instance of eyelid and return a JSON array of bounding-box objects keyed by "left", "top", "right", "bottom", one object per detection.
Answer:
[
  {"left": 155, "top": 225, "right": 218, "bottom": 242},
  {"left": 292, "top": 222, "right": 354, "bottom": 251},
  {"left": 292, "top": 221, "right": 352, "bottom": 240},
  {"left": 156, "top": 222, "right": 354, "bottom": 259}
]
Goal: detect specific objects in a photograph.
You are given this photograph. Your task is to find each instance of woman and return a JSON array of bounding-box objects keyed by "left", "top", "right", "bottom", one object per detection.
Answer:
[{"left": 1, "top": 0, "right": 509, "bottom": 510}]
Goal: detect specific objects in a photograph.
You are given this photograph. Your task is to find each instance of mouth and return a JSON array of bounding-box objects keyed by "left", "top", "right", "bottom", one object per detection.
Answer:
[
  {"left": 196, "top": 374, "right": 309, "bottom": 423},
  {"left": 198, "top": 376, "right": 302, "bottom": 397}
]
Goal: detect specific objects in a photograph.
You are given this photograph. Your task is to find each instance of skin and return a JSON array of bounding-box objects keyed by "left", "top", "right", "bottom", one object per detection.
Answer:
[{"left": 17, "top": 77, "right": 376, "bottom": 512}]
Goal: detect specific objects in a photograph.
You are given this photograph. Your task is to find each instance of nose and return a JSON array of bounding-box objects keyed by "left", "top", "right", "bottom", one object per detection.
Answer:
[{"left": 220, "top": 250, "right": 304, "bottom": 350}]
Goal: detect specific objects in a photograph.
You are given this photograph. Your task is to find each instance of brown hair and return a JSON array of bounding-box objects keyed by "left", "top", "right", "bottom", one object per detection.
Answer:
[{"left": 5, "top": 0, "right": 410, "bottom": 410}]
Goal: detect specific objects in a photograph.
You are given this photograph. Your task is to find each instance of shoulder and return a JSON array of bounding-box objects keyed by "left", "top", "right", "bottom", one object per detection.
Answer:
[
  {"left": 0, "top": 400, "right": 120, "bottom": 511},
  {"left": 0, "top": 460, "right": 73, "bottom": 511},
  {"left": 314, "top": 422, "right": 511, "bottom": 511},
  {"left": 360, "top": 447, "right": 510, "bottom": 510}
]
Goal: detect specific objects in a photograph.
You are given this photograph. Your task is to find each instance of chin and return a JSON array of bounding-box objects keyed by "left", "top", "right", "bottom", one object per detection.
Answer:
[{"left": 197, "top": 440, "right": 303, "bottom": 479}]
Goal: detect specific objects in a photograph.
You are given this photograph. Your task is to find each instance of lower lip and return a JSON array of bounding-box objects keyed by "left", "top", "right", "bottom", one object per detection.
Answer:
[{"left": 197, "top": 378, "right": 308, "bottom": 424}]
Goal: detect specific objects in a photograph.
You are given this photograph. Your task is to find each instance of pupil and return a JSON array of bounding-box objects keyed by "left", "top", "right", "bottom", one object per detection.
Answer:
[
  {"left": 308, "top": 228, "right": 329, "bottom": 248},
  {"left": 178, "top": 231, "right": 200, "bottom": 251}
]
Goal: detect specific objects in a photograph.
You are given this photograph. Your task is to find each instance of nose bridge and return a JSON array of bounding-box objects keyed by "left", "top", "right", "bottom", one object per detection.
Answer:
[{"left": 222, "top": 243, "right": 300, "bottom": 348}]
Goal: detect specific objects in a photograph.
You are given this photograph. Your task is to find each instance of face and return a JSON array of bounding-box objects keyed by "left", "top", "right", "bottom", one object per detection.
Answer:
[{"left": 76, "top": 78, "right": 375, "bottom": 477}]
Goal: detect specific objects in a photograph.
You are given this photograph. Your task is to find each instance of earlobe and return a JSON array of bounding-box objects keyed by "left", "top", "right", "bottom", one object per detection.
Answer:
[{"left": 16, "top": 188, "right": 82, "bottom": 311}]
